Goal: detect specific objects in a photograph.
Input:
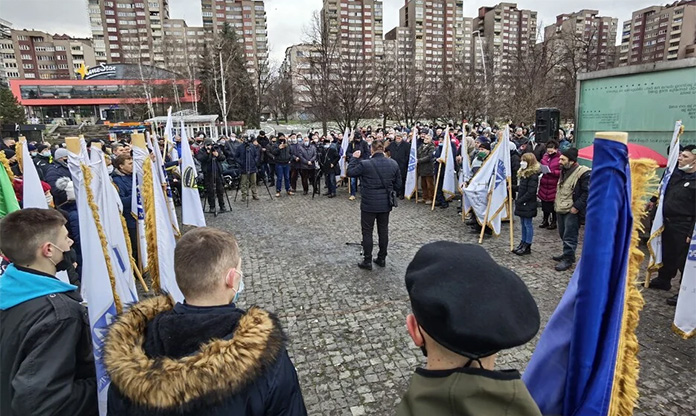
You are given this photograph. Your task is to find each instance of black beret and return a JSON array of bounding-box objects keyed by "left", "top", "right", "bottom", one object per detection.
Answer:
[
  {"left": 405, "top": 241, "right": 540, "bottom": 358},
  {"left": 563, "top": 147, "right": 578, "bottom": 162}
]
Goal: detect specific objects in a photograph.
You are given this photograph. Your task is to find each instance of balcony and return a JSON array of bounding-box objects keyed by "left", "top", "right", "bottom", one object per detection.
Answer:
[{"left": 668, "top": 44, "right": 679, "bottom": 52}]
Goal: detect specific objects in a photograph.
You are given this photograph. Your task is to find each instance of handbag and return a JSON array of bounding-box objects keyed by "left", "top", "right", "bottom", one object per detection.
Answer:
[{"left": 370, "top": 161, "right": 398, "bottom": 208}]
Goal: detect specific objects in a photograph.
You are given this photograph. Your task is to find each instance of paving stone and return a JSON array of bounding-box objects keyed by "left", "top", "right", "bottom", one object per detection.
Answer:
[{"left": 204, "top": 187, "right": 696, "bottom": 415}]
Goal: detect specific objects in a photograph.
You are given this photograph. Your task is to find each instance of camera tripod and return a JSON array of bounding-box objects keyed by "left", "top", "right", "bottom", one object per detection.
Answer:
[{"left": 202, "top": 153, "right": 232, "bottom": 217}]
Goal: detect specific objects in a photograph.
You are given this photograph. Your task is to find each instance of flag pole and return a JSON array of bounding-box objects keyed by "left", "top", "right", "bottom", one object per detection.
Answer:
[
  {"left": 431, "top": 161, "right": 443, "bottom": 211},
  {"left": 507, "top": 176, "right": 514, "bottom": 251},
  {"left": 414, "top": 163, "right": 418, "bottom": 204},
  {"left": 479, "top": 186, "right": 494, "bottom": 244}
]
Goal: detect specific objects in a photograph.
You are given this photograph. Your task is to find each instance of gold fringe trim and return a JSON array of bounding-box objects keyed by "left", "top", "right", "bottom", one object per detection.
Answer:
[
  {"left": 117, "top": 209, "right": 149, "bottom": 292},
  {"left": 80, "top": 164, "right": 123, "bottom": 315},
  {"left": 15, "top": 141, "right": 23, "bottom": 175},
  {"left": 671, "top": 323, "right": 696, "bottom": 340},
  {"left": 608, "top": 159, "right": 657, "bottom": 416},
  {"left": 0, "top": 151, "right": 15, "bottom": 182},
  {"left": 142, "top": 160, "right": 161, "bottom": 292}
]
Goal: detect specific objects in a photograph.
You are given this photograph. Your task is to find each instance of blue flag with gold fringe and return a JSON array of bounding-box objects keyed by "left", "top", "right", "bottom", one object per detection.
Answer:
[{"left": 523, "top": 132, "right": 645, "bottom": 416}]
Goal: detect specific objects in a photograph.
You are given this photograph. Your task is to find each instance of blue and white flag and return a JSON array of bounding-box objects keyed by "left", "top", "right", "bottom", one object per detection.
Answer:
[
  {"left": 340, "top": 127, "right": 351, "bottom": 178},
  {"left": 67, "top": 141, "right": 117, "bottom": 415},
  {"left": 404, "top": 128, "right": 418, "bottom": 200},
  {"left": 674, "top": 223, "right": 696, "bottom": 339},
  {"left": 179, "top": 118, "right": 206, "bottom": 227},
  {"left": 148, "top": 132, "right": 180, "bottom": 236},
  {"left": 130, "top": 138, "right": 148, "bottom": 270},
  {"left": 163, "top": 107, "right": 179, "bottom": 161},
  {"left": 89, "top": 146, "right": 138, "bottom": 304},
  {"left": 648, "top": 120, "right": 682, "bottom": 272},
  {"left": 440, "top": 127, "right": 456, "bottom": 197}
]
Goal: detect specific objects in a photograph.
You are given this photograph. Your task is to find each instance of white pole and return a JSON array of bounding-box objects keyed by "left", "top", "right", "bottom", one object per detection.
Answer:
[
  {"left": 475, "top": 32, "right": 488, "bottom": 124},
  {"left": 219, "top": 51, "right": 228, "bottom": 138}
]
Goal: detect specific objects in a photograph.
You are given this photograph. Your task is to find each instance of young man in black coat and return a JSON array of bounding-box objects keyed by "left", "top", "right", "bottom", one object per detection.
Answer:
[
  {"left": 104, "top": 227, "right": 307, "bottom": 416},
  {"left": 347, "top": 139, "right": 402, "bottom": 270},
  {"left": 387, "top": 133, "right": 411, "bottom": 198},
  {"left": 0, "top": 209, "right": 98, "bottom": 416}
]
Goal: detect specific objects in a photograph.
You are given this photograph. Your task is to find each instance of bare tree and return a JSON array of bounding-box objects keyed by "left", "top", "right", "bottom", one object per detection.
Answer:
[{"left": 382, "top": 55, "right": 428, "bottom": 126}]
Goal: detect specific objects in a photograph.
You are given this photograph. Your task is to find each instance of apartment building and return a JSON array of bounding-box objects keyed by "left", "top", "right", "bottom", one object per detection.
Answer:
[
  {"left": 88, "top": 0, "right": 170, "bottom": 66},
  {"left": 162, "top": 19, "right": 206, "bottom": 74},
  {"left": 0, "top": 19, "right": 12, "bottom": 86},
  {"left": 473, "top": 2, "right": 537, "bottom": 82},
  {"left": 200, "top": 0, "right": 268, "bottom": 76},
  {"left": 619, "top": 0, "right": 696, "bottom": 66},
  {"left": 281, "top": 43, "right": 317, "bottom": 112},
  {"left": 321, "top": 0, "right": 384, "bottom": 63},
  {"left": 544, "top": 10, "right": 618, "bottom": 71},
  {"left": 1, "top": 29, "right": 96, "bottom": 81}
]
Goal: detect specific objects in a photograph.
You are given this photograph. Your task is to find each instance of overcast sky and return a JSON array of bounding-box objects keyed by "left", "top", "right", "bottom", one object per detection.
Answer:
[{"left": 1, "top": 0, "right": 660, "bottom": 66}]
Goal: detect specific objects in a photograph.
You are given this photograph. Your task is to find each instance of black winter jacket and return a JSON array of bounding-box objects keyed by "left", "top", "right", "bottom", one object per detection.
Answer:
[
  {"left": 271, "top": 143, "right": 293, "bottom": 164},
  {"left": 104, "top": 296, "right": 307, "bottom": 416},
  {"left": 347, "top": 153, "right": 402, "bottom": 213},
  {"left": 223, "top": 140, "right": 243, "bottom": 166},
  {"left": 514, "top": 170, "right": 540, "bottom": 218},
  {"left": 111, "top": 170, "right": 136, "bottom": 229},
  {"left": 388, "top": 140, "right": 410, "bottom": 172},
  {"left": 0, "top": 267, "right": 97, "bottom": 416},
  {"left": 33, "top": 154, "right": 51, "bottom": 180},
  {"left": 234, "top": 143, "right": 261, "bottom": 174},
  {"left": 319, "top": 144, "right": 341, "bottom": 175},
  {"left": 417, "top": 142, "right": 435, "bottom": 177},
  {"left": 347, "top": 139, "right": 370, "bottom": 163},
  {"left": 196, "top": 148, "right": 226, "bottom": 175},
  {"left": 296, "top": 144, "right": 317, "bottom": 170}
]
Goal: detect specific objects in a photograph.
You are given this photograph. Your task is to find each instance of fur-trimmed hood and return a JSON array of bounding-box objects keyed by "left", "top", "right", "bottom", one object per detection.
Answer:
[
  {"left": 103, "top": 296, "right": 286, "bottom": 411},
  {"left": 517, "top": 162, "right": 541, "bottom": 179}
]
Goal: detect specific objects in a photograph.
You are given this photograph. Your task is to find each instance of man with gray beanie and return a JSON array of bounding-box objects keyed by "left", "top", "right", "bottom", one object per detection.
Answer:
[
  {"left": 44, "top": 147, "right": 73, "bottom": 205},
  {"left": 552, "top": 147, "right": 591, "bottom": 272},
  {"left": 398, "top": 241, "right": 541, "bottom": 416}
]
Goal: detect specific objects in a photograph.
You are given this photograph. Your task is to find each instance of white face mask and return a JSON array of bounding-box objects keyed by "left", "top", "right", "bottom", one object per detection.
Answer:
[
  {"left": 41, "top": 151, "right": 51, "bottom": 157},
  {"left": 303, "top": 141, "right": 309, "bottom": 146},
  {"left": 520, "top": 161, "right": 528, "bottom": 169},
  {"left": 679, "top": 163, "right": 694, "bottom": 172}
]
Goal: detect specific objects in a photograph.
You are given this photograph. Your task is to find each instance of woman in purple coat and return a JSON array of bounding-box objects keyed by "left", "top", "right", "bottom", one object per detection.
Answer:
[{"left": 537, "top": 140, "right": 562, "bottom": 230}]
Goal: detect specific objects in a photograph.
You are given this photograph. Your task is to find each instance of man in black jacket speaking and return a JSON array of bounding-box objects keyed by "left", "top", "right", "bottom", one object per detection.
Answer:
[{"left": 347, "top": 139, "right": 402, "bottom": 270}]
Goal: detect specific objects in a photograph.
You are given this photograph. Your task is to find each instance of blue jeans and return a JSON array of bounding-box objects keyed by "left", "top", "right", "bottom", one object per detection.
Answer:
[
  {"left": 557, "top": 213, "right": 580, "bottom": 260},
  {"left": 325, "top": 172, "right": 337, "bottom": 195},
  {"left": 275, "top": 164, "right": 290, "bottom": 192},
  {"left": 520, "top": 217, "right": 534, "bottom": 244},
  {"left": 350, "top": 177, "right": 358, "bottom": 196}
]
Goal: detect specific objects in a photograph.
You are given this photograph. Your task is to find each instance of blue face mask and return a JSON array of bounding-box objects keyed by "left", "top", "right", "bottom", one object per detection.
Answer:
[{"left": 233, "top": 276, "right": 245, "bottom": 304}]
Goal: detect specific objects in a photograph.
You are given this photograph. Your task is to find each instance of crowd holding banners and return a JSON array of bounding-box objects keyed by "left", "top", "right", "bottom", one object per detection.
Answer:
[{"left": 0, "top": 117, "right": 694, "bottom": 414}]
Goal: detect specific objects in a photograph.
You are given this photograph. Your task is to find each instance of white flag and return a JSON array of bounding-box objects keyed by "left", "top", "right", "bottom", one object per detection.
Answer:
[
  {"left": 648, "top": 120, "right": 682, "bottom": 271},
  {"left": 149, "top": 133, "right": 180, "bottom": 236},
  {"left": 440, "top": 127, "right": 456, "bottom": 197},
  {"left": 179, "top": 118, "right": 206, "bottom": 227},
  {"left": 459, "top": 123, "right": 472, "bottom": 190},
  {"left": 131, "top": 144, "right": 148, "bottom": 270},
  {"left": 404, "top": 128, "right": 418, "bottom": 200},
  {"left": 68, "top": 143, "right": 117, "bottom": 416},
  {"left": 340, "top": 127, "right": 351, "bottom": 178},
  {"left": 163, "top": 107, "right": 179, "bottom": 161},
  {"left": 674, "top": 223, "right": 696, "bottom": 339},
  {"left": 19, "top": 138, "right": 48, "bottom": 209},
  {"left": 89, "top": 147, "right": 139, "bottom": 305},
  {"left": 149, "top": 156, "right": 184, "bottom": 302},
  {"left": 463, "top": 127, "right": 511, "bottom": 235}
]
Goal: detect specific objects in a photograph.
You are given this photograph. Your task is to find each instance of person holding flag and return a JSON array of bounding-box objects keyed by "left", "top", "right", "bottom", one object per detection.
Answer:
[
  {"left": 404, "top": 128, "right": 419, "bottom": 201},
  {"left": 433, "top": 128, "right": 457, "bottom": 209},
  {"left": 0, "top": 208, "right": 98, "bottom": 416},
  {"left": 648, "top": 143, "right": 696, "bottom": 306}
]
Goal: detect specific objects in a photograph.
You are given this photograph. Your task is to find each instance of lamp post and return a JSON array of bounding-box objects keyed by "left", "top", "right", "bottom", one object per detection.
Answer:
[
  {"left": 474, "top": 31, "right": 489, "bottom": 124},
  {"left": 217, "top": 44, "right": 229, "bottom": 137}
]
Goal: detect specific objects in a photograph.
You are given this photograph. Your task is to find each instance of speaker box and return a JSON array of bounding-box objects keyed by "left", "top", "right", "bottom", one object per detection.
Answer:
[{"left": 535, "top": 108, "right": 560, "bottom": 144}]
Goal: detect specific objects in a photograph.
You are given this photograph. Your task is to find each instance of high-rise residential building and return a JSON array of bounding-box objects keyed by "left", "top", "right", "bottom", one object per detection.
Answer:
[
  {"left": 0, "top": 19, "right": 13, "bottom": 86},
  {"left": 619, "top": 0, "right": 696, "bottom": 66},
  {"left": 473, "top": 2, "right": 537, "bottom": 82},
  {"left": 544, "top": 10, "right": 618, "bottom": 71},
  {"left": 200, "top": 0, "right": 269, "bottom": 77},
  {"left": 162, "top": 19, "right": 206, "bottom": 73},
  {"left": 280, "top": 44, "right": 316, "bottom": 113},
  {"left": 321, "top": 0, "right": 384, "bottom": 63},
  {"left": 1, "top": 29, "right": 96, "bottom": 81},
  {"left": 391, "top": 0, "right": 464, "bottom": 76},
  {"left": 88, "top": 0, "right": 170, "bottom": 66}
]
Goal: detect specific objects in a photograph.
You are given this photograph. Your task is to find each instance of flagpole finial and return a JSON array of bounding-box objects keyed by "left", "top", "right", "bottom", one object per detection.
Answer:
[
  {"left": 596, "top": 132, "right": 628, "bottom": 145},
  {"left": 65, "top": 137, "right": 81, "bottom": 154}
]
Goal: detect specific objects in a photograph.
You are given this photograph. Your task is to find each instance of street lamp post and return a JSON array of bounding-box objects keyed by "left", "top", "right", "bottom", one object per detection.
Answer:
[
  {"left": 218, "top": 45, "right": 229, "bottom": 137},
  {"left": 474, "top": 31, "right": 489, "bottom": 124}
]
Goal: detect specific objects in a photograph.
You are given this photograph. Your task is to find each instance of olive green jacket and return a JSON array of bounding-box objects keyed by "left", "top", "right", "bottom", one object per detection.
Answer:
[{"left": 397, "top": 367, "right": 542, "bottom": 416}]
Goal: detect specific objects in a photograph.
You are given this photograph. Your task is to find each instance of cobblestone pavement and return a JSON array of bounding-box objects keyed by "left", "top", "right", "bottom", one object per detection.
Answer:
[{"left": 203, "top": 183, "right": 695, "bottom": 416}]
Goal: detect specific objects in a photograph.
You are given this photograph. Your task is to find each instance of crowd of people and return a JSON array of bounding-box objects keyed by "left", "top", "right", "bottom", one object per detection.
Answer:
[{"left": 0, "top": 119, "right": 693, "bottom": 415}]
